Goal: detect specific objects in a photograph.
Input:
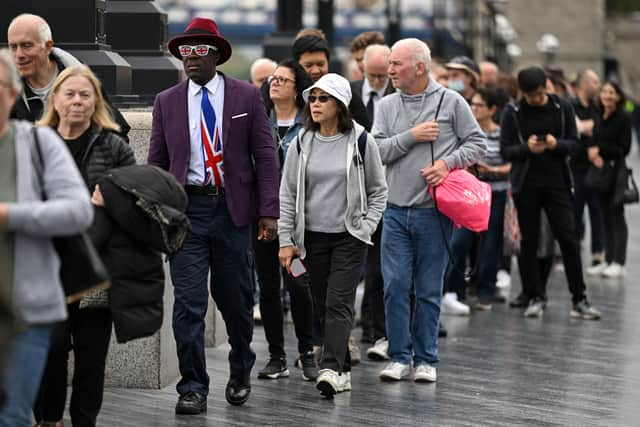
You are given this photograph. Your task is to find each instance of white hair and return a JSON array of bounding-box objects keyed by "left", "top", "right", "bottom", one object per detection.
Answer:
[
  {"left": 0, "top": 49, "right": 23, "bottom": 93},
  {"left": 363, "top": 44, "right": 390, "bottom": 65},
  {"left": 250, "top": 57, "right": 277, "bottom": 80},
  {"left": 9, "top": 14, "right": 52, "bottom": 47},
  {"left": 391, "top": 38, "right": 431, "bottom": 71}
]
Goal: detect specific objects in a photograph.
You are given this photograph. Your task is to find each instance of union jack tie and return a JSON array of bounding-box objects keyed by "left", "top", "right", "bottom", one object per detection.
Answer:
[{"left": 200, "top": 87, "right": 224, "bottom": 187}]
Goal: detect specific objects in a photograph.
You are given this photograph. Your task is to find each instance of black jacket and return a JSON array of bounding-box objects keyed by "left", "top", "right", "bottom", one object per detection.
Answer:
[
  {"left": 10, "top": 48, "right": 131, "bottom": 141},
  {"left": 93, "top": 165, "right": 190, "bottom": 343},
  {"left": 500, "top": 94, "right": 578, "bottom": 194},
  {"left": 596, "top": 107, "right": 632, "bottom": 164}
]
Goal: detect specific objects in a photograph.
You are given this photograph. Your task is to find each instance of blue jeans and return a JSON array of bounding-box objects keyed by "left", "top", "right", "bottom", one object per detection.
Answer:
[
  {"left": 447, "top": 190, "right": 507, "bottom": 301},
  {"left": 381, "top": 206, "right": 452, "bottom": 366},
  {"left": 0, "top": 324, "right": 52, "bottom": 427},
  {"left": 170, "top": 194, "right": 255, "bottom": 396}
]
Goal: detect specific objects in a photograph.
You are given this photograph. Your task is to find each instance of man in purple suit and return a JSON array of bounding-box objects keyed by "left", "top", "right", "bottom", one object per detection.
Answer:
[{"left": 148, "top": 18, "right": 279, "bottom": 411}]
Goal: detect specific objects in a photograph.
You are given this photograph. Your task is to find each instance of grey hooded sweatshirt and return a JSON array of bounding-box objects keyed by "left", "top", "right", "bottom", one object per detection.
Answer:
[
  {"left": 278, "top": 121, "right": 388, "bottom": 259},
  {"left": 372, "top": 79, "right": 486, "bottom": 208}
]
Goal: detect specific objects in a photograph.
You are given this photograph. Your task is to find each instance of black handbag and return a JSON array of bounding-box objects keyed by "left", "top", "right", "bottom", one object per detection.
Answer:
[
  {"left": 585, "top": 162, "right": 614, "bottom": 192},
  {"left": 613, "top": 163, "right": 639, "bottom": 205},
  {"left": 32, "top": 127, "right": 110, "bottom": 303}
]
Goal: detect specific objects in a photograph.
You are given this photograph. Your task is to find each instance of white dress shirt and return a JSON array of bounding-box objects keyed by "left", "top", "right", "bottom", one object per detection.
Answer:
[
  {"left": 186, "top": 73, "right": 225, "bottom": 186},
  {"left": 362, "top": 77, "right": 389, "bottom": 119}
]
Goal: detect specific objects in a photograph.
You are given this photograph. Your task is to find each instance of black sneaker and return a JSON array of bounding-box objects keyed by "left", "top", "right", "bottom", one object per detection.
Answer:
[
  {"left": 509, "top": 293, "right": 529, "bottom": 308},
  {"left": 175, "top": 391, "right": 207, "bottom": 414},
  {"left": 571, "top": 299, "right": 602, "bottom": 320},
  {"left": 300, "top": 351, "right": 318, "bottom": 381},
  {"left": 438, "top": 322, "right": 447, "bottom": 338},
  {"left": 257, "top": 357, "right": 289, "bottom": 379}
]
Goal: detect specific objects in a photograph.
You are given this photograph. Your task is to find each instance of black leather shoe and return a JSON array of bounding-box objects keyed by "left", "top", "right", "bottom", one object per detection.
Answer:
[
  {"left": 509, "top": 293, "right": 529, "bottom": 308},
  {"left": 225, "top": 380, "right": 251, "bottom": 406},
  {"left": 175, "top": 391, "right": 207, "bottom": 414}
]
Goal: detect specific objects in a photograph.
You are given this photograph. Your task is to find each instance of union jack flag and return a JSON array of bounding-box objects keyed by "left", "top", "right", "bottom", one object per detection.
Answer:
[{"left": 201, "top": 88, "right": 224, "bottom": 187}]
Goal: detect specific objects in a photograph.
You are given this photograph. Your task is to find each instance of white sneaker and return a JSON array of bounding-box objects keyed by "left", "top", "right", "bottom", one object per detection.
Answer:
[
  {"left": 441, "top": 292, "right": 470, "bottom": 316},
  {"left": 602, "top": 262, "right": 624, "bottom": 278},
  {"left": 414, "top": 364, "right": 437, "bottom": 382},
  {"left": 366, "top": 338, "right": 390, "bottom": 361},
  {"left": 586, "top": 261, "right": 607, "bottom": 276},
  {"left": 316, "top": 369, "right": 338, "bottom": 396},
  {"left": 336, "top": 371, "right": 351, "bottom": 392},
  {"left": 379, "top": 362, "right": 411, "bottom": 381},
  {"left": 253, "top": 304, "right": 261, "bottom": 322},
  {"left": 496, "top": 270, "right": 511, "bottom": 289}
]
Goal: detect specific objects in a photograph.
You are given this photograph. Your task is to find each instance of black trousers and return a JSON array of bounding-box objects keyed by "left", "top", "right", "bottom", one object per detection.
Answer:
[
  {"left": 514, "top": 185, "right": 586, "bottom": 304},
  {"left": 599, "top": 192, "right": 628, "bottom": 265},
  {"left": 305, "top": 231, "right": 367, "bottom": 373},
  {"left": 34, "top": 304, "right": 112, "bottom": 427},
  {"left": 253, "top": 233, "right": 314, "bottom": 358},
  {"left": 361, "top": 224, "right": 386, "bottom": 342}
]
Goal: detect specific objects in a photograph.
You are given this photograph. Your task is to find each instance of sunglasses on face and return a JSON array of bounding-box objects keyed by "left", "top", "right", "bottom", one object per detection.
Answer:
[
  {"left": 178, "top": 44, "right": 218, "bottom": 58},
  {"left": 307, "top": 95, "right": 332, "bottom": 103}
]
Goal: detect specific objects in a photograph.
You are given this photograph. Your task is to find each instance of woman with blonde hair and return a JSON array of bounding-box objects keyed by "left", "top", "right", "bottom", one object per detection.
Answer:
[{"left": 34, "top": 64, "right": 135, "bottom": 427}]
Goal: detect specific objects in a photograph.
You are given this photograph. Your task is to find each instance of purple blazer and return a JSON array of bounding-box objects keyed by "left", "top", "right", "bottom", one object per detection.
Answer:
[{"left": 148, "top": 74, "right": 279, "bottom": 227}]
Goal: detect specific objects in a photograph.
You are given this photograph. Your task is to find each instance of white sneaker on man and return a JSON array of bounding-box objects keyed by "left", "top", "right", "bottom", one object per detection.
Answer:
[
  {"left": 601, "top": 262, "right": 624, "bottom": 278},
  {"left": 586, "top": 261, "right": 607, "bottom": 276},
  {"left": 414, "top": 364, "right": 437, "bottom": 382},
  {"left": 316, "top": 369, "right": 351, "bottom": 396},
  {"left": 366, "top": 338, "right": 390, "bottom": 361},
  {"left": 441, "top": 292, "right": 470, "bottom": 316},
  {"left": 379, "top": 362, "right": 411, "bottom": 381},
  {"left": 496, "top": 269, "right": 511, "bottom": 289}
]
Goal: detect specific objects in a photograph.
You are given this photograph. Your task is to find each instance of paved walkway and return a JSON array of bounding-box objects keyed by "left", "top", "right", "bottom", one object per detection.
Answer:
[{"left": 92, "top": 147, "right": 640, "bottom": 426}]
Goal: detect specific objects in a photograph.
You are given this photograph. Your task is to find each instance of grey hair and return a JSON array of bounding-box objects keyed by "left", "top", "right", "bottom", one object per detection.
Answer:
[
  {"left": 9, "top": 14, "right": 52, "bottom": 47},
  {"left": 0, "top": 49, "right": 23, "bottom": 93},
  {"left": 363, "top": 44, "right": 391, "bottom": 65},
  {"left": 250, "top": 57, "right": 277, "bottom": 80},
  {"left": 391, "top": 38, "right": 431, "bottom": 71}
]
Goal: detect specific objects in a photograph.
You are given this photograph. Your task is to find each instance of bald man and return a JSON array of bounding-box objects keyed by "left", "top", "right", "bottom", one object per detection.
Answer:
[
  {"left": 350, "top": 44, "right": 394, "bottom": 124},
  {"left": 479, "top": 61, "right": 499, "bottom": 86},
  {"left": 7, "top": 13, "right": 130, "bottom": 137},
  {"left": 250, "top": 57, "right": 277, "bottom": 87}
]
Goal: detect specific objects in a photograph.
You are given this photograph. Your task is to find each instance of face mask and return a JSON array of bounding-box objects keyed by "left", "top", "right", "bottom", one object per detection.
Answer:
[{"left": 448, "top": 79, "right": 465, "bottom": 93}]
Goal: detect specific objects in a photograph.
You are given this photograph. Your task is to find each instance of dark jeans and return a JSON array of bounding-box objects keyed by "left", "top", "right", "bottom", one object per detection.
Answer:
[
  {"left": 305, "top": 231, "right": 367, "bottom": 373},
  {"left": 599, "top": 192, "right": 628, "bottom": 265},
  {"left": 514, "top": 185, "right": 586, "bottom": 304},
  {"left": 253, "top": 232, "right": 313, "bottom": 358},
  {"left": 573, "top": 172, "right": 605, "bottom": 254},
  {"left": 361, "top": 224, "right": 386, "bottom": 342},
  {"left": 34, "top": 304, "right": 112, "bottom": 426},
  {"left": 447, "top": 190, "right": 507, "bottom": 301},
  {"left": 170, "top": 195, "right": 255, "bottom": 396}
]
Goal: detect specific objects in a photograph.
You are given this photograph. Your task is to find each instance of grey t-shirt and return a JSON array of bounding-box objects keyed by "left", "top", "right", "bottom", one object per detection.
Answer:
[
  {"left": 0, "top": 124, "right": 17, "bottom": 296},
  {"left": 305, "top": 132, "right": 349, "bottom": 233}
]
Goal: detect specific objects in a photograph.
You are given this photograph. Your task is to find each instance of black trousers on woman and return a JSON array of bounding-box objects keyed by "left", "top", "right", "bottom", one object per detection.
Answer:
[
  {"left": 34, "top": 303, "right": 112, "bottom": 427},
  {"left": 253, "top": 234, "right": 314, "bottom": 358},
  {"left": 599, "top": 192, "right": 628, "bottom": 265},
  {"left": 305, "top": 231, "right": 367, "bottom": 373}
]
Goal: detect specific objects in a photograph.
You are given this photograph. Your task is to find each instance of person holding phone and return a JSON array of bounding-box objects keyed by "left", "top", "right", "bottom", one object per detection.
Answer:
[{"left": 278, "top": 73, "right": 387, "bottom": 397}]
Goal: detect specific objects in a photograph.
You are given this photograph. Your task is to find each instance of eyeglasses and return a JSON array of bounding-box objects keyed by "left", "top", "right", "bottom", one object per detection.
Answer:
[
  {"left": 178, "top": 44, "right": 218, "bottom": 58},
  {"left": 307, "top": 95, "right": 332, "bottom": 103},
  {"left": 268, "top": 75, "right": 295, "bottom": 85},
  {"left": 367, "top": 73, "right": 387, "bottom": 81}
]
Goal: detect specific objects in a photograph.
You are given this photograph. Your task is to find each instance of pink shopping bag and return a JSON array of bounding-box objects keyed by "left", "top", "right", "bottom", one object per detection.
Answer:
[{"left": 429, "top": 169, "right": 492, "bottom": 232}]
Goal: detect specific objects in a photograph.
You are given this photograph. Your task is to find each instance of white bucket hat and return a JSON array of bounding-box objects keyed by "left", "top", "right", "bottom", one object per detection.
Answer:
[{"left": 302, "top": 73, "right": 352, "bottom": 109}]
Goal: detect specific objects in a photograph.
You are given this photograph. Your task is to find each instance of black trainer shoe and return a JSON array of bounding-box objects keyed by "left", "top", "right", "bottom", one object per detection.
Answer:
[
  {"left": 571, "top": 299, "right": 602, "bottom": 320},
  {"left": 438, "top": 322, "right": 448, "bottom": 338},
  {"left": 300, "top": 351, "right": 319, "bottom": 381},
  {"left": 257, "top": 357, "right": 289, "bottom": 379},
  {"left": 509, "top": 293, "right": 529, "bottom": 308},
  {"left": 175, "top": 391, "right": 207, "bottom": 415}
]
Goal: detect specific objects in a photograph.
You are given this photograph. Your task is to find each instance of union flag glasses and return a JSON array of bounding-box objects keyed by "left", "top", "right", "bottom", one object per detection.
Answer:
[{"left": 178, "top": 44, "right": 218, "bottom": 58}]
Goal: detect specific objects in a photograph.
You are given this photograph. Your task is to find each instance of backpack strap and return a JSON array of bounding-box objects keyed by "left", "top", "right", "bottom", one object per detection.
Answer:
[{"left": 356, "top": 130, "right": 367, "bottom": 166}]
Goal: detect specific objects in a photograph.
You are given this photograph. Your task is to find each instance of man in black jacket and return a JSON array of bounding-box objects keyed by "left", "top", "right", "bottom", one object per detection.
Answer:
[
  {"left": 292, "top": 34, "right": 372, "bottom": 131},
  {"left": 500, "top": 66, "right": 601, "bottom": 320},
  {"left": 7, "top": 14, "right": 130, "bottom": 139}
]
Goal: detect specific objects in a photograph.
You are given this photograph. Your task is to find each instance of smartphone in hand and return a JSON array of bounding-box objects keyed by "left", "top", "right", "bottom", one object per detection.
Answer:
[
  {"left": 290, "top": 258, "right": 307, "bottom": 278},
  {"left": 536, "top": 134, "right": 547, "bottom": 143}
]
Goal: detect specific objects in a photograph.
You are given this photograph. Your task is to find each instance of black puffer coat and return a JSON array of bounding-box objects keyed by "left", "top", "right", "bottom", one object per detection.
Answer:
[{"left": 92, "top": 165, "right": 190, "bottom": 343}]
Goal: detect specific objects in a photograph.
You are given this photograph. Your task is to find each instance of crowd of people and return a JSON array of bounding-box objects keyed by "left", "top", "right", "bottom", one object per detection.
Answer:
[{"left": 0, "top": 12, "right": 636, "bottom": 427}]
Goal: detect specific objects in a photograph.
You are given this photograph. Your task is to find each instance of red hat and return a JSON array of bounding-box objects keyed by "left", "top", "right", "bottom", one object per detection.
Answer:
[{"left": 167, "top": 17, "right": 232, "bottom": 65}]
